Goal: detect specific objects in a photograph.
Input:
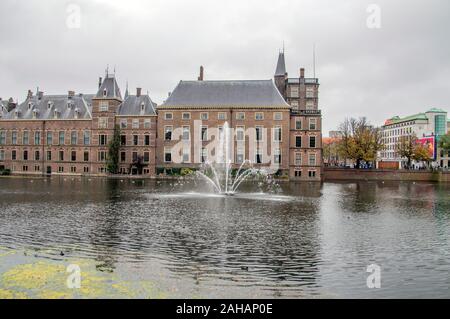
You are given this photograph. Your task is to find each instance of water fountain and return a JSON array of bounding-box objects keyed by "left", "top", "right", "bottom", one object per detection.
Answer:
[{"left": 195, "top": 122, "right": 271, "bottom": 195}]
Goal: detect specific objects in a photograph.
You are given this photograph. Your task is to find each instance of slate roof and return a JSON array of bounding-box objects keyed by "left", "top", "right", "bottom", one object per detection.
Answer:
[
  {"left": 275, "top": 52, "right": 286, "bottom": 76},
  {"left": 1, "top": 94, "right": 92, "bottom": 120},
  {"left": 160, "top": 80, "right": 290, "bottom": 109},
  {"left": 95, "top": 74, "right": 122, "bottom": 100},
  {"left": 118, "top": 94, "right": 157, "bottom": 116}
]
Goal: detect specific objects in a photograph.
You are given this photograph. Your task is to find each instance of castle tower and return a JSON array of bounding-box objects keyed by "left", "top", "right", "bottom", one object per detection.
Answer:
[{"left": 274, "top": 51, "right": 287, "bottom": 98}]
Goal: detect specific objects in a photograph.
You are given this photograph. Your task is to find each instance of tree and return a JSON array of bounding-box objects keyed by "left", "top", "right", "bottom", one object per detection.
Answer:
[
  {"left": 107, "top": 125, "right": 121, "bottom": 174},
  {"left": 412, "top": 143, "right": 432, "bottom": 165},
  {"left": 338, "top": 117, "right": 384, "bottom": 168},
  {"left": 438, "top": 134, "right": 450, "bottom": 152},
  {"left": 396, "top": 135, "right": 417, "bottom": 168}
]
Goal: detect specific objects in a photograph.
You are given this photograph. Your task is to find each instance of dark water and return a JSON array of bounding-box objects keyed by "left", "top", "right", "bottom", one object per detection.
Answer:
[{"left": 0, "top": 177, "right": 449, "bottom": 298}]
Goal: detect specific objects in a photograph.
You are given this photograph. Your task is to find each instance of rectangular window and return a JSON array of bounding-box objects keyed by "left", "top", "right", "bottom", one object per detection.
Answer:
[
  {"left": 12, "top": 131, "right": 18, "bottom": 145},
  {"left": 98, "top": 117, "right": 108, "bottom": 129},
  {"left": 255, "top": 126, "right": 263, "bottom": 142},
  {"left": 84, "top": 167, "right": 89, "bottom": 173},
  {"left": 256, "top": 149, "right": 263, "bottom": 164},
  {"left": 164, "top": 147, "right": 172, "bottom": 163},
  {"left": 35, "top": 151, "right": 40, "bottom": 161},
  {"left": 121, "top": 135, "right": 127, "bottom": 146},
  {"left": 274, "top": 126, "right": 282, "bottom": 142},
  {"left": 236, "top": 126, "right": 245, "bottom": 141},
  {"left": 59, "top": 131, "right": 65, "bottom": 145},
  {"left": 164, "top": 112, "right": 173, "bottom": 120},
  {"left": 70, "top": 167, "right": 76, "bottom": 173},
  {"left": 84, "top": 151, "right": 89, "bottom": 162},
  {"left": 182, "top": 147, "right": 190, "bottom": 163},
  {"left": 309, "top": 170, "right": 316, "bottom": 178},
  {"left": 83, "top": 131, "right": 90, "bottom": 145},
  {"left": 23, "top": 131, "right": 29, "bottom": 145},
  {"left": 145, "top": 135, "right": 150, "bottom": 146},
  {"left": 295, "top": 170, "right": 301, "bottom": 177},
  {"left": 201, "top": 126, "right": 208, "bottom": 141},
  {"left": 306, "top": 101, "right": 315, "bottom": 110},
  {"left": 34, "top": 131, "right": 41, "bottom": 145},
  {"left": 144, "top": 119, "right": 151, "bottom": 129},
  {"left": 133, "top": 135, "right": 139, "bottom": 146},
  {"left": 58, "top": 166, "right": 64, "bottom": 173},
  {"left": 120, "top": 119, "right": 127, "bottom": 129},
  {"left": 47, "top": 132, "right": 53, "bottom": 145},
  {"left": 201, "top": 148, "right": 207, "bottom": 163},
  {"left": 71, "top": 131, "right": 77, "bottom": 145},
  {"left": 274, "top": 148, "right": 281, "bottom": 164},
  {"left": 132, "top": 152, "right": 138, "bottom": 162},
  {"left": 218, "top": 112, "right": 227, "bottom": 120},
  {"left": 291, "top": 100, "right": 299, "bottom": 108},
  {"left": 59, "top": 150, "right": 64, "bottom": 161},
  {"left": 309, "top": 153, "right": 316, "bottom": 166},
  {"left": 99, "top": 101, "right": 109, "bottom": 112},
  {"left": 98, "top": 151, "right": 107, "bottom": 162},
  {"left": 236, "top": 112, "right": 245, "bottom": 120},
  {"left": 120, "top": 152, "right": 126, "bottom": 162},
  {"left": 12, "top": 150, "right": 17, "bottom": 160},
  {"left": 290, "top": 87, "right": 299, "bottom": 98},
  {"left": 296, "top": 136, "right": 302, "bottom": 148},
  {"left": 295, "top": 153, "right": 302, "bottom": 165},
  {"left": 132, "top": 119, "right": 139, "bottom": 129},
  {"left": 274, "top": 112, "right": 282, "bottom": 121},
  {"left": 0, "top": 131, "right": 5, "bottom": 145},
  {"left": 165, "top": 126, "right": 172, "bottom": 141},
  {"left": 99, "top": 134, "right": 107, "bottom": 146},
  {"left": 200, "top": 113, "right": 209, "bottom": 120},
  {"left": 255, "top": 112, "right": 264, "bottom": 121},
  {"left": 182, "top": 126, "right": 190, "bottom": 141},
  {"left": 23, "top": 166, "right": 28, "bottom": 172},
  {"left": 306, "top": 87, "right": 314, "bottom": 98},
  {"left": 71, "top": 151, "right": 76, "bottom": 161},
  {"left": 309, "top": 118, "right": 317, "bottom": 130},
  {"left": 295, "top": 119, "right": 302, "bottom": 130},
  {"left": 236, "top": 147, "right": 244, "bottom": 164},
  {"left": 23, "top": 150, "right": 28, "bottom": 161},
  {"left": 182, "top": 113, "right": 191, "bottom": 120},
  {"left": 309, "top": 136, "right": 316, "bottom": 148},
  {"left": 143, "top": 152, "right": 150, "bottom": 163},
  {"left": 0, "top": 150, "right": 5, "bottom": 161}
]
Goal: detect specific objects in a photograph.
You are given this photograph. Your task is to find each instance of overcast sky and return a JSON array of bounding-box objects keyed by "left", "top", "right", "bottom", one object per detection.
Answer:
[{"left": 1, "top": 0, "right": 449, "bottom": 134}]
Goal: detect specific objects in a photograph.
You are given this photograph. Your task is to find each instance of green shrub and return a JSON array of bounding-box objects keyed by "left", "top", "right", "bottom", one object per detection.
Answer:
[
  {"left": 180, "top": 168, "right": 194, "bottom": 176},
  {"left": 0, "top": 169, "right": 11, "bottom": 176}
]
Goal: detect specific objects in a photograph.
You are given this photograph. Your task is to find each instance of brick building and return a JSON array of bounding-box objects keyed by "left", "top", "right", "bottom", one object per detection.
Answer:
[{"left": 1, "top": 52, "right": 323, "bottom": 180}]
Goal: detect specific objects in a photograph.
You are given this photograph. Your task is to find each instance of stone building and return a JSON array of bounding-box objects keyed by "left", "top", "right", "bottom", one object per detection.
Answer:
[
  {"left": 0, "top": 74, "right": 157, "bottom": 175},
  {"left": 1, "top": 52, "right": 323, "bottom": 180},
  {"left": 274, "top": 51, "right": 323, "bottom": 180}
]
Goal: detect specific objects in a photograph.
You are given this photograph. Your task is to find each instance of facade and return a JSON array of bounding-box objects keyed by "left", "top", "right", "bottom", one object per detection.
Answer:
[
  {"left": 379, "top": 108, "right": 449, "bottom": 168},
  {"left": 274, "top": 51, "right": 323, "bottom": 180},
  {"left": 1, "top": 52, "right": 323, "bottom": 180},
  {"left": 0, "top": 74, "right": 157, "bottom": 175}
]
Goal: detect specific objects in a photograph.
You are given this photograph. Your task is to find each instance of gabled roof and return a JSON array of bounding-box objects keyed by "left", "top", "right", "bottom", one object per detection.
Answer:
[
  {"left": 2, "top": 94, "right": 92, "bottom": 120},
  {"left": 275, "top": 52, "right": 286, "bottom": 76},
  {"left": 95, "top": 74, "right": 122, "bottom": 100},
  {"left": 118, "top": 94, "right": 156, "bottom": 116},
  {"left": 160, "top": 80, "right": 290, "bottom": 109}
]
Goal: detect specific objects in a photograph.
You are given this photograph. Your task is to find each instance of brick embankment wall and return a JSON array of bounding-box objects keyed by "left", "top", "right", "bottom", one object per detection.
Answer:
[{"left": 324, "top": 168, "right": 450, "bottom": 183}]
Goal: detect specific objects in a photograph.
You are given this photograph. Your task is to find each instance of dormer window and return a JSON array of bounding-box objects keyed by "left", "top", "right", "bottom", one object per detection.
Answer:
[
  {"left": 141, "top": 103, "right": 145, "bottom": 112},
  {"left": 15, "top": 110, "right": 20, "bottom": 118},
  {"left": 103, "top": 89, "right": 107, "bottom": 97},
  {"left": 32, "top": 109, "right": 39, "bottom": 119},
  {"left": 28, "top": 102, "right": 32, "bottom": 110},
  {"left": 74, "top": 108, "right": 80, "bottom": 119},
  {"left": 48, "top": 101, "right": 53, "bottom": 109},
  {"left": 53, "top": 109, "right": 59, "bottom": 119},
  {"left": 67, "top": 102, "right": 73, "bottom": 109}
]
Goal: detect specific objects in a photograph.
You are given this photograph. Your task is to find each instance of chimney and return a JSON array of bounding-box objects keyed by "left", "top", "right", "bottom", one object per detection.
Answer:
[
  {"left": 38, "top": 91, "right": 44, "bottom": 100},
  {"left": 198, "top": 66, "right": 204, "bottom": 81},
  {"left": 300, "top": 68, "right": 305, "bottom": 79},
  {"left": 136, "top": 88, "right": 142, "bottom": 97},
  {"left": 27, "top": 90, "right": 33, "bottom": 99},
  {"left": 98, "top": 77, "right": 103, "bottom": 89},
  {"left": 68, "top": 90, "right": 75, "bottom": 98}
]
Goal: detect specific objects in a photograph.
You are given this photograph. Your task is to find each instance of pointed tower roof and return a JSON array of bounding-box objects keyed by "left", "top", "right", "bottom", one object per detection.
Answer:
[
  {"left": 95, "top": 74, "right": 122, "bottom": 100},
  {"left": 275, "top": 51, "right": 286, "bottom": 76},
  {"left": 124, "top": 81, "right": 129, "bottom": 98}
]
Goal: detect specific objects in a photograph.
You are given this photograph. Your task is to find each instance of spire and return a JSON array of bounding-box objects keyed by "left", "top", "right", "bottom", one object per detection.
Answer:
[
  {"left": 275, "top": 51, "right": 286, "bottom": 77},
  {"left": 125, "top": 81, "right": 129, "bottom": 98}
]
